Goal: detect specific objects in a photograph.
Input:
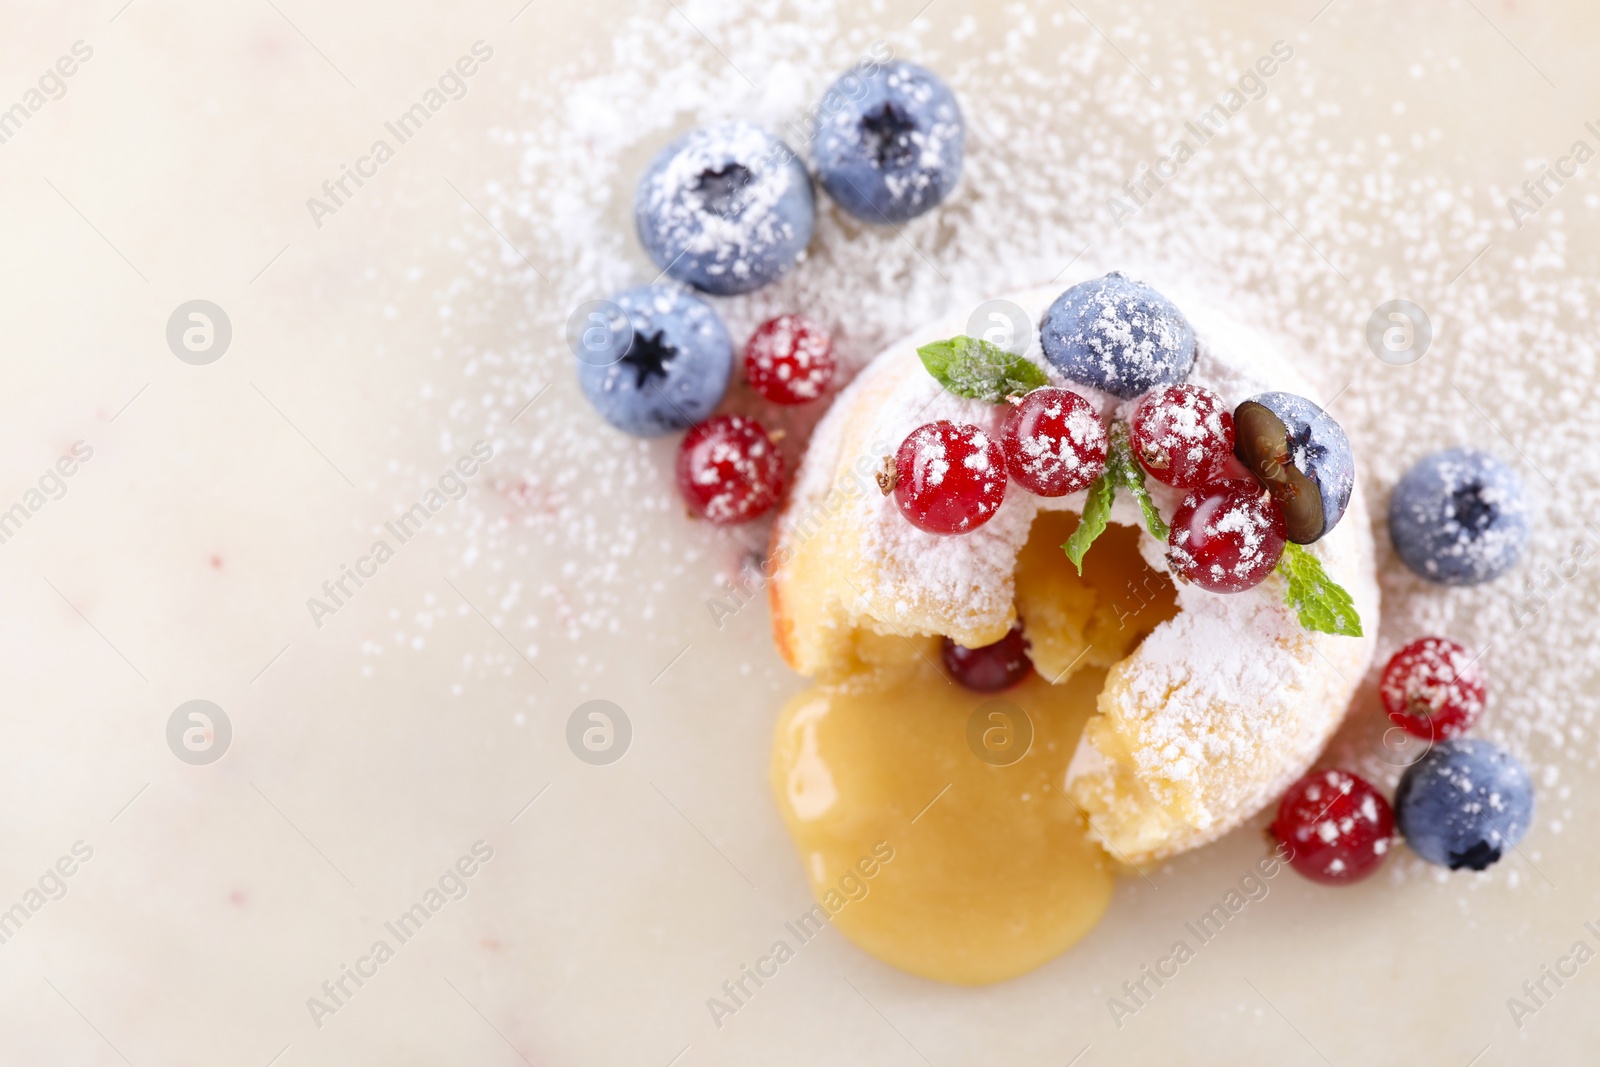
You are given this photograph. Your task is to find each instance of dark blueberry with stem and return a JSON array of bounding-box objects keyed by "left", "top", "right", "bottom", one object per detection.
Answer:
[{"left": 1233, "top": 392, "right": 1354, "bottom": 544}]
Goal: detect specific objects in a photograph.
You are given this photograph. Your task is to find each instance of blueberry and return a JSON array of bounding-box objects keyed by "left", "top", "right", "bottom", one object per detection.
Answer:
[
  {"left": 1388, "top": 448, "right": 1529, "bottom": 585},
  {"left": 813, "top": 61, "right": 964, "bottom": 224},
  {"left": 1396, "top": 739, "right": 1534, "bottom": 871},
  {"left": 1039, "top": 272, "right": 1196, "bottom": 400},
  {"left": 575, "top": 285, "right": 732, "bottom": 437},
  {"left": 1233, "top": 392, "right": 1355, "bottom": 544},
  {"left": 634, "top": 122, "right": 815, "bottom": 295}
]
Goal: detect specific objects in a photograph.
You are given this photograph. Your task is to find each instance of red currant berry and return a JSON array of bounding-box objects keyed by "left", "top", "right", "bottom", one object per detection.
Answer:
[
  {"left": 891, "top": 421, "right": 1007, "bottom": 535},
  {"left": 1166, "top": 479, "right": 1286, "bottom": 592},
  {"left": 1130, "top": 384, "right": 1236, "bottom": 488},
  {"left": 943, "top": 621, "right": 1033, "bottom": 692},
  {"left": 1001, "top": 387, "right": 1108, "bottom": 497},
  {"left": 1271, "top": 769, "right": 1395, "bottom": 885},
  {"left": 744, "top": 315, "right": 835, "bottom": 405},
  {"left": 675, "top": 415, "right": 785, "bottom": 525},
  {"left": 1380, "top": 637, "right": 1486, "bottom": 741}
]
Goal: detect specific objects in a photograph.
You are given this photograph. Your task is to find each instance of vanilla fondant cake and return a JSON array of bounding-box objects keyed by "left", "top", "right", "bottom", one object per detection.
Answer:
[{"left": 770, "top": 283, "right": 1379, "bottom": 865}]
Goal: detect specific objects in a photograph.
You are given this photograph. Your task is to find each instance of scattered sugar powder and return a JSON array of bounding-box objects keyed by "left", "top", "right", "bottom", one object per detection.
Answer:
[
  {"left": 403, "top": 0, "right": 1599, "bottom": 882},
  {"left": 916, "top": 433, "right": 948, "bottom": 486}
]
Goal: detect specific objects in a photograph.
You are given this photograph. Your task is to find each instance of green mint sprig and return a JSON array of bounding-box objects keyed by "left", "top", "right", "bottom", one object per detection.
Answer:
[
  {"left": 1276, "top": 541, "right": 1363, "bottom": 637},
  {"left": 1108, "top": 422, "right": 1168, "bottom": 541},
  {"left": 1061, "top": 423, "right": 1166, "bottom": 573},
  {"left": 916, "top": 335, "right": 1049, "bottom": 403},
  {"left": 1062, "top": 470, "right": 1114, "bottom": 573}
]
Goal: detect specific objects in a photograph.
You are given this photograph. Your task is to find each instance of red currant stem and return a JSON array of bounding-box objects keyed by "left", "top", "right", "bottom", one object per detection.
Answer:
[
  {"left": 1109, "top": 421, "right": 1168, "bottom": 540},
  {"left": 1061, "top": 420, "right": 1168, "bottom": 574},
  {"left": 1406, "top": 695, "right": 1437, "bottom": 719},
  {"left": 1061, "top": 471, "right": 1114, "bottom": 574},
  {"left": 876, "top": 455, "right": 898, "bottom": 496}
]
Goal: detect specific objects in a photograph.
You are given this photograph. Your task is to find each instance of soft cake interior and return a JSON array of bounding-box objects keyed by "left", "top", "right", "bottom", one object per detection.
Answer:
[{"left": 1012, "top": 512, "right": 1177, "bottom": 685}]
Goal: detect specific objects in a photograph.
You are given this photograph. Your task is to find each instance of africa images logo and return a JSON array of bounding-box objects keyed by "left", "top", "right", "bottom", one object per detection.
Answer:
[
  {"left": 304, "top": 841, "right": 494, "bottom": 1029},
  {"left": 306, "top": 442, "right": 493, "bottom": 628},
  {"left": 305, "top": 41, "right": 494, "bottom": 229}
]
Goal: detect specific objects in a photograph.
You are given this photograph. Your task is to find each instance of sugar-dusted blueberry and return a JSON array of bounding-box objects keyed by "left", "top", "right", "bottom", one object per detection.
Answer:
[
  {"left": 1130, "top": 384, "right": 1236, "bottom": 489},
  {"left": 634, "top": 122, "right": 815, "bottom": 295},
  {"left": 942, "top": 621, "right": 1033, "bottom": 692},
  {"left": 575, "top": 285, "right": 733, "bottom": 437},
  {"left": 1233, "top": 392, "right": 1354, "bottom": 545},
  {"left": 1396, "top": 739, "right": 1533, "bottom": 871},
  {"left": 813, "top": 61, "right": 964, "bottom": 224},
  {"left": 1271, "top": 769, "right": 1394, "bottom": 885},
  {"left": 1167, "top": 478, "right": 1286, "bottom": 592},
  {"left": 1388, "top": 448, "right": 1529, "bottom": 585},
  {"left": 1040, "top": 273, "right": 1196, "bottom": 400},
  {"left": 889, "top": 421, "right": 1006, "bottom": 535},
  {"left": 1380, "top": 637, "right": 1486, "bottom": 741},
  {"left": 1001, "top": 387, "right": 1108, "bottom": 497}
]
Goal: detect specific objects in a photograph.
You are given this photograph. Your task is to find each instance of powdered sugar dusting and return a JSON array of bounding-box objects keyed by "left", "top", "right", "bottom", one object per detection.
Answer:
[
  {"left": 1083, "top": 285, "right": 1185, "bottom": 378},
  {"left": 404, "top": 0, "right": 1599, "bottom": 885}
]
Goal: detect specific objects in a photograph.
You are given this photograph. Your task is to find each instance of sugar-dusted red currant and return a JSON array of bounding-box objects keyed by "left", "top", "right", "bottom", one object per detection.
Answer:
[
  {"left": 890, "top": 421, "right": 1007, "bottom": 535},
  {"left": 1166, "top": 479, "right": 1286, "bottom": 592},
  {"left": 1000, "top": 387, "right": 1108, "bottom": 497},
  {"left": 943, "top": 620, "right": 1033, "bottom": 692},
  {"left": 1130, "top": 383, "right": 1236, "bottom": 488},
  {"left": 743, "top": 315, "right": 835, "bottom": 405},
  {"left": 1380, "top": 637, "right": 1486, "bottom": 741},
  {"left": 1272, "top": 769, "right": 1394, "bottom": 884},
  {"left": 675, "top": 415, "right": 785, "bottom": 524}
]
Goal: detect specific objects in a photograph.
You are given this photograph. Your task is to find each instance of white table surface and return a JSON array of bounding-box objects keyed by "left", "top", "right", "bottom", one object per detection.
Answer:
[{"left": 2, "top": 0, "right": 1598, "bottom": 1064}]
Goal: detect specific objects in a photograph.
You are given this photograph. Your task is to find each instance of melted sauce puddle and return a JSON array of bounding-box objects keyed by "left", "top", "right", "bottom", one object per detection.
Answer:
[{"left": 771, "top": 517, "right": 1177, "bottom": 984}]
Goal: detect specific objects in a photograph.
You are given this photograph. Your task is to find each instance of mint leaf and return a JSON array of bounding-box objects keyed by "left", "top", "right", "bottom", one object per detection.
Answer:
[
  {"left": 1060, "top": 420, "right": 1169, "bottom": 573},
  {"left": 917, "top": 335, "right": 1049, "bottom": 403},
  {"left": 1062, "top": 472, "right": 1114, "bottom": 574},
  {"left": 1106, "top": 422, "right": 1168, "bottom": 541},
  {"left": 1277, "top": 542, "right": 1363, "bottom": 637}
]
